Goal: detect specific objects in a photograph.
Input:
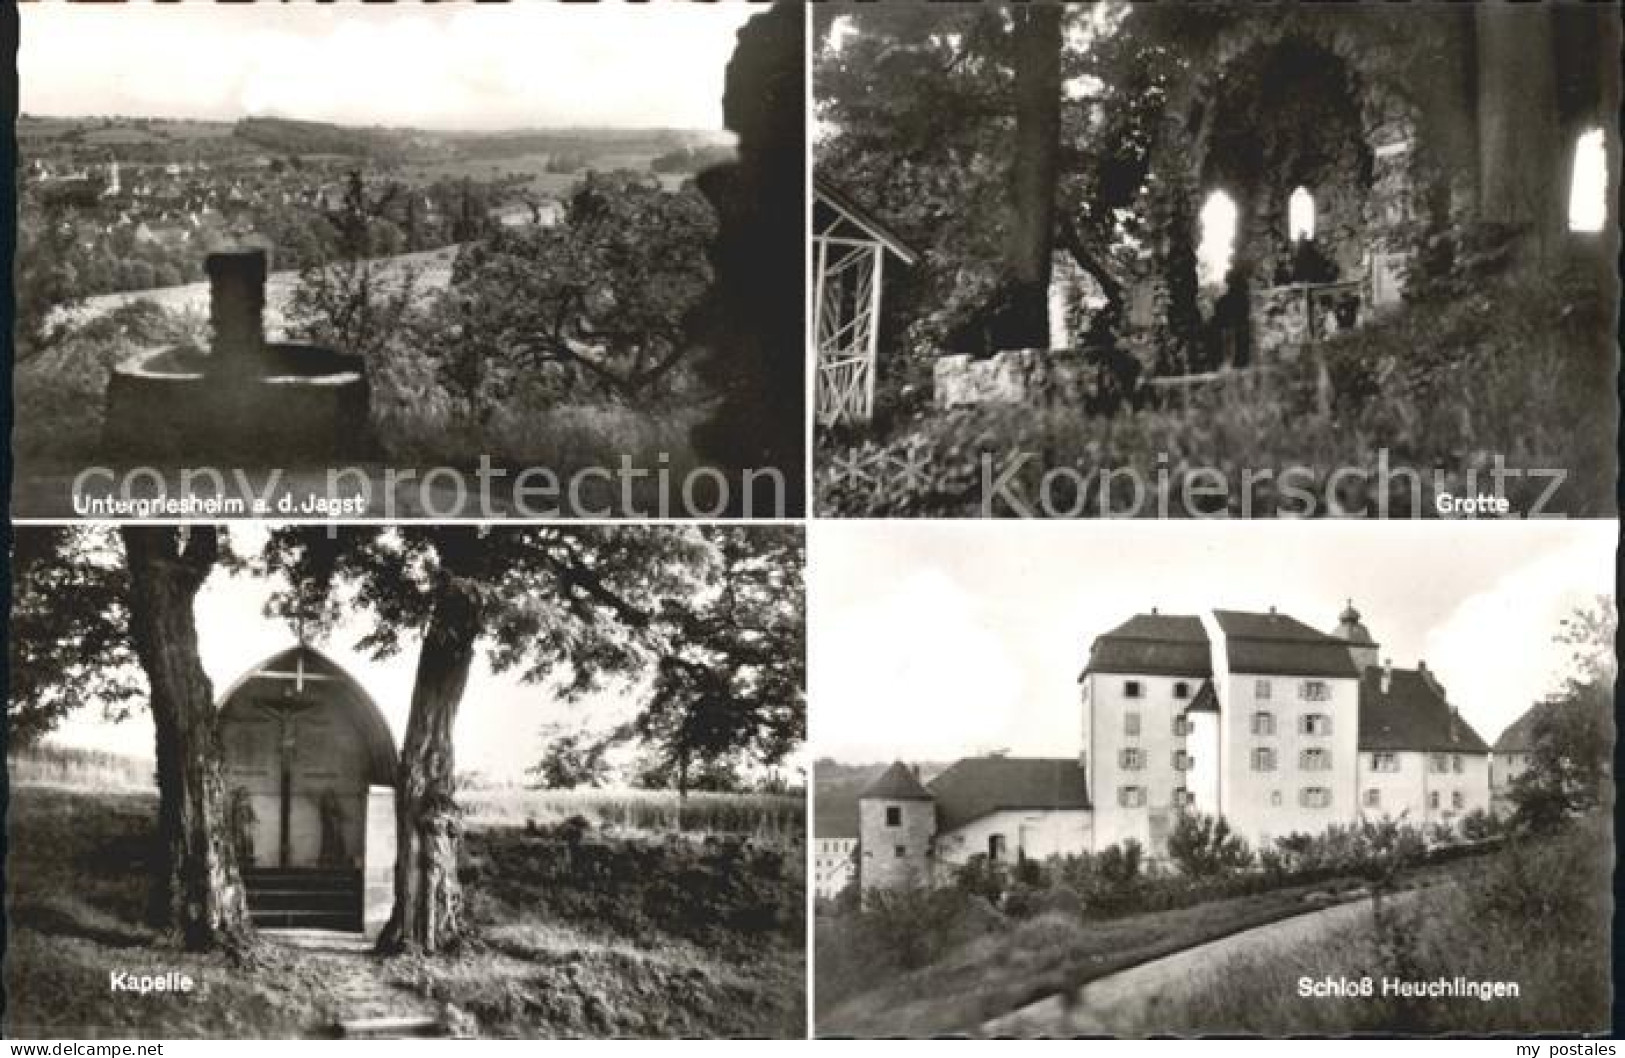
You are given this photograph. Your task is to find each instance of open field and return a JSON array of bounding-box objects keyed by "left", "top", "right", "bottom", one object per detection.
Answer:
[{"left": 4, "top": 781, "right": 805, "bottom": 1038}]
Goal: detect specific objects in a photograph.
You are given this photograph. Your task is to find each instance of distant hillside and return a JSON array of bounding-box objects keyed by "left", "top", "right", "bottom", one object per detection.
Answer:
[{"left": 813, "top": 759, "right": 953, "bottom": 839}]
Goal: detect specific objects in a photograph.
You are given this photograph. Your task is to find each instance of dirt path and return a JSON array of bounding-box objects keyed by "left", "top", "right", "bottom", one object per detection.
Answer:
[
  {"left": 263, "top": 931, "right": 448, "bottom": 1037},
  {"left": 981, "top": 891, "right": 1420, "bottom": 1037}
]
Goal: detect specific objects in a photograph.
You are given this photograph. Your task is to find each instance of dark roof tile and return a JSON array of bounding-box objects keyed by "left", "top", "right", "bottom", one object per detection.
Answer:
[
  {"left": 1085, "top": 614, "right": 1213, "bottom": 678},
  {"left": 859, "top": 761, "right": 935, "bottom": 802},
  {"left": 927, "top": 757, "right": 1090, "bottom": 833},
  {"left": 1214, "top": 609, "right": 1360, "bottom": 678},
  {"left": 1359, "top": 667, "right": 1490, "bottom": 754}
]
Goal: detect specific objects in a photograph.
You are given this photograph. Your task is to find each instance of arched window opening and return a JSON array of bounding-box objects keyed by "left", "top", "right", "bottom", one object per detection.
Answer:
[
  {"left": 1568, "top": 127, "right": 1608, "bottom": 233},
  {"left": 1288, "top": 186, "right": 1316, "bottom": 241},
  {"left": 1196, "top": 190, "right": 1238, "bottom": 287}
]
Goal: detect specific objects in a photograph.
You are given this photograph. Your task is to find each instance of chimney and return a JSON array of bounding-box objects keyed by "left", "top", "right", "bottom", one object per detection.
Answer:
[
  {"left": 1381, "top": 658, "right": 1392, "bottom": 694},
  {"left": 205, "top": 247, "right": 268, "bottom": 378},
  {"left": 1418, "top": 659, "right": 1444, "bottom": 698}
]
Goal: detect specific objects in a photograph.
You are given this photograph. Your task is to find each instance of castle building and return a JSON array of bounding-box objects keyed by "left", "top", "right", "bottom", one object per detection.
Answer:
[
  {"left": 813, "top": 785, "right": 859, "bottom": 903},
  {"left": 856, "top": 603, "right": 1493, "bottom": 893},
  {"left": 1489, "top": 698, "right": 1561, "bottom": 813}
]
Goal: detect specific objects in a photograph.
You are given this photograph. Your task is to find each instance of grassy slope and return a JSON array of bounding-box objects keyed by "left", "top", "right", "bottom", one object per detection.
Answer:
[
  {"left": 817, "top": 859, "right": 1482, "bottom": 1036},
  {"left": 4, "top": 783, "right": 804, "bottom": 1039},
  {"left": 1137, "top": 818, "right": 1613, "bottom": 1035}
]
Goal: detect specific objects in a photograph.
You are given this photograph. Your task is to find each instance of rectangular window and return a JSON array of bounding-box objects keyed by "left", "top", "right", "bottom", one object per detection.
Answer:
[
  {"left": 1173, "top": 750, "right": 1191, "bottom": 771},
  {"left": 1371, "top": 752, "right": 1398, "bottom": 773},
  {"left": 1428, "top": 791, "right": 1441, "bottom": 810},
  {"left": 1299, "top": 748, "right": 1330, "bottom": 771},
  {"left": 1251, "top": 747, "right": 1277, "bottom": 772},
  {"left": 885, "top": 806, "right": 901, "bottom": 827},
  {"left": 1124, "top": 711, "right": 1141, "bottom": 736},
  {"left": 1364, "top": 788, "right": 1381, "bottom": 808},
  {"left": 1451, "top": 791, "right": 1465, "bottom": 811},
  {"left": 894, "top": 846, "right": 906, "bottom": 858},
  {"left": 988, "top": 834, "right": 1006, "bottom": 862},
  {"left": 1428, "top": 753, "right": 1448, "bottom": 774},
  {"left": 1118, "top": 786, "right": 1147, "bottom": 808},
  {"left": 1299, "top": 714, "right": 1332, "bottom": 736},
  {"left": 1299, "top": 787, "right": 1332, "bottom": 809},
  {"left": 1251, "top": 711, "right": 1275, "bottom": 736},
  {"left": 1300, "top": 680, "right": 1331, "bottom": 702},
  {"left": 1172, "top": 788, "right": 1190, "bottom": 808},
  {"left": 1255, "top": 679, "right": 1272, "bottom": 700},
  {"left": 1124, "top": 680, "right": 1143, "bottom": 699},
  {"left": 1174, "top": 681, "right": 1192, "bottom": 700},
  {"left": 1451, "top": 754, "right": 1463, "bottom": 774},
  {"left": 1119, "top": 748, "right": 1145, "bottom": 770},
  {"left": 1173, "top": 714, "right": 1191, "bottom": 736}
]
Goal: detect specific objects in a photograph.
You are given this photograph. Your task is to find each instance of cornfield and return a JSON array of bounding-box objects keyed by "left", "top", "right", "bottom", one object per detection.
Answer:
[
  {"left": 461, "top": 786, "right": 806, "bottom": 844},
  {"left": 8, "top": 745, "right": 156, "bottom": 792}
]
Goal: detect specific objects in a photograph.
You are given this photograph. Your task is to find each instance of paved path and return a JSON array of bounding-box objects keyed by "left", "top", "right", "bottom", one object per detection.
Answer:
[{"left": 981, "top": 891, "right": 1420, "bottom": 1037}]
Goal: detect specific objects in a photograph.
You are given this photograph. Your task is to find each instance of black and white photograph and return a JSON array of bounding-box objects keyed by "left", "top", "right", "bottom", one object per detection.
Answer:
[
  {"left": 812, "top": 521, "right": 1614, "bottom": 1036},
  {"left": 12, "top": 0, "right": 804, "bottom": 519},
  {"left": 6, "top": 524, "right": 806, "bottom": 1038},
  {"left": 811, "top": 3, "right": 1620, "bottom": 518}
]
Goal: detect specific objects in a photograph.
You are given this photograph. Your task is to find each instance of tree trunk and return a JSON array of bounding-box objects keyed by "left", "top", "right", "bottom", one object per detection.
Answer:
[
  {"left": 1003, "top": 2, "right": 1063, "bottom": 348},
  {"left": 1475, "top": 4, "right": 1563, "bottom": 265},
  {"left": 120, "top": 526, "right": 255, "bottom": 954},
  {"left": 377, "top": 577, "right": 483, "bottom": 954}
]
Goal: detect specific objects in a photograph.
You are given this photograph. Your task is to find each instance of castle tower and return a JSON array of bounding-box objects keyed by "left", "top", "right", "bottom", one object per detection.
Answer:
[
  {"left": 857, "top": 761, "right": 935, "bottom": 895},
  {"left": 1332, "top": 599, "right": 1381, "bottom": 671}
]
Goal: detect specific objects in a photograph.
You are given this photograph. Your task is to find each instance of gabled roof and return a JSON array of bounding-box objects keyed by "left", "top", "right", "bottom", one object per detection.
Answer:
[
  {"left": 217, "top": 644, "right": 398, "bottom": 786},
  {"left": 1084, "top": 613, "right": 1213, "bottom": 678},
  {"left": 813, "top": 176, "right": 920, "bottom": 265},
  {"left": 928, "top": 757, "right": 1090, "bottom": 834},
  {"left": 859, "top": 761, "right": 935, "bottom": 802},
  {"left": 1358, "top": 666, "right": 1490, "bottom": 754},
  {"left": 1493, "top": 698, "right": 1563, "bottom": 754},
  {"left": 1213, "top": 609, "right": 1360, "bottom": 678},
  {"left": 1187, "top": 679, "right": 1220, "bottom": 714}
]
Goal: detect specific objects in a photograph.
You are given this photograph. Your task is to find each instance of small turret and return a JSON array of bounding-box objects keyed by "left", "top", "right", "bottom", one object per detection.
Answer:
[
  {"left": 1333, "top": 599, "right": 1380, "bottom": 671},
  {"left": 857, "top": 762, "right": 936, "bottom": 897}
]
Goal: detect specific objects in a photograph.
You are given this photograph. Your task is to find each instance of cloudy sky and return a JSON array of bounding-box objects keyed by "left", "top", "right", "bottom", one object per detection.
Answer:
[
  {"left": 19, "top": 1, "right": 759, "bottom": 130},
  {"left": 812, "top": 522, "right": 1615, "bottom": 764},
  {"left": 48, "top": 527, "right": 655, "bottom": 785}
]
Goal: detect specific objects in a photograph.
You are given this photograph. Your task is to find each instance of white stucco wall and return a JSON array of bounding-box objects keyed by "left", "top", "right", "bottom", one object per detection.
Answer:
[
  {"left": 1083, "top": 671, "right": 1203, "bottom": 853},
  {"left": 814, "top": 837, "right": 857, "bottom": 901},
  {"left": 1358, "top": 751, "right": 1491, "bottom": 828},
  {"left": 1217, "top": 669, "right": 1360, "bottom": 847},
  {"left": 934, "top": 809, "right": 1093, "bottom": 867}
]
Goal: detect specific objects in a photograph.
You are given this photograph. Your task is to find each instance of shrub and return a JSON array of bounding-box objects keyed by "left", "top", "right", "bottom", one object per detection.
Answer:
[{"left": 1166, "top": 811, "right": 1253, "bottom": 876}]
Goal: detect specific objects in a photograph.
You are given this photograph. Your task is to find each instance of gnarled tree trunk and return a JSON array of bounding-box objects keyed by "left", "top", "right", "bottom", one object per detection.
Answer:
[
  {"left": 1003, "top": 2, "right": 1064, "bottom": 348},
  {"left": 1475, "top": 4, "right": 1562, "bottom": 266},
  {"left": 376, "top": 577, "right": 482, "bottom": 954},
  {"left": 120, "top": 526, "right": 254, "bottom": 954}
]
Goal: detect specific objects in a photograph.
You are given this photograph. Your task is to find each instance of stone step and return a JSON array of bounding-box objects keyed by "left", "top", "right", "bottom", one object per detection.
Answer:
[
  {"left": 336, "top": 1015, "right": 445, "bottom": 1040},
  {"left": 251, "top": 907, "right": 361, "bottom": 931},
  {"left": 249, "top": 888, "right": 359, "bottom": 911}
]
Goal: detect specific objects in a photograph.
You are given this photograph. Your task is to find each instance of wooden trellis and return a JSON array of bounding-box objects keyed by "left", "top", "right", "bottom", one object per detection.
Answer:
[{"left": 812, "top": 179, "right": 917, "bottom": 426}]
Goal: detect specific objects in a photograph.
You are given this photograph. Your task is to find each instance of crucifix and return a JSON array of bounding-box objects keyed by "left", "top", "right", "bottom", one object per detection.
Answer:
[{"left": 250, "top": 651, "right": 336, "bottom": 866}]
